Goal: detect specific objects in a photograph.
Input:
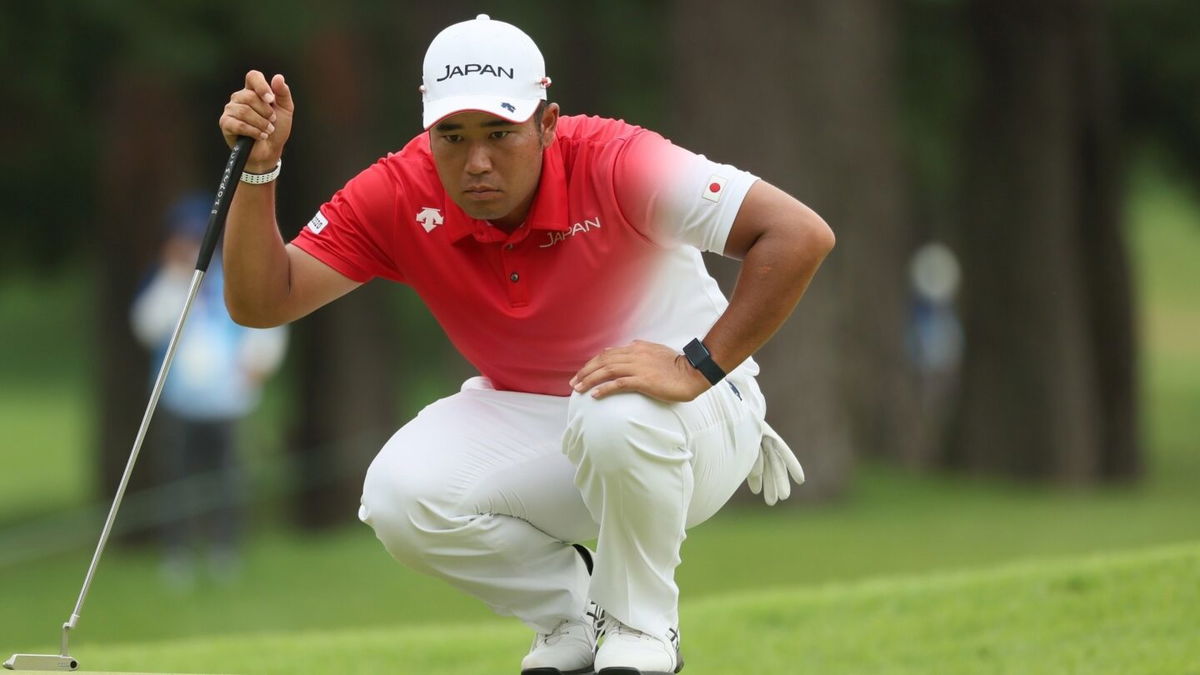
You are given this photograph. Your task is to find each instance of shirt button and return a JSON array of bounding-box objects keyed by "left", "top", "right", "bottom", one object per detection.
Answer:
[
  {"left": 509, "top": 273, "right": 519, "bottom": 282},
  {"left": 504, "top": 244, "right": 514, "bottom": 250}
]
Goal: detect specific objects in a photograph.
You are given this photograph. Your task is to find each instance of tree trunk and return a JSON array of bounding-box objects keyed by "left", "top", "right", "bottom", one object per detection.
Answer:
[
  {"left": 1076, "top": 5, "right": 1139, "bottom": 480},
  {"left": 951, "top": 0, "right": 1137, "bottom": 480},
  {"left": 284, "top": 25, "right": 401, "bottom": 528},
  {"left": 94, "top": 70, "right": 197, "bottom": 541},
  {"left": 669, "top": 0, "right": 913, "bottom": 498}
]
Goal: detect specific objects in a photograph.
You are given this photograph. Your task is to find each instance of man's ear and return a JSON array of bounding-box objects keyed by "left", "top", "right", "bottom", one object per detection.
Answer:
[{"left": 540, "top": 102, "right": 560, "bottom": 147}]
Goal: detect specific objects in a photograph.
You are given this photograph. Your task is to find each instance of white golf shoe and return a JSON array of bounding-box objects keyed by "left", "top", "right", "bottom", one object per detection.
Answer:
[
  {"left": 594, "top": 611, "right": 682, "bottom": 675},
  {"left": 520, "top": 601, "right": 601, "bottom": 675}
]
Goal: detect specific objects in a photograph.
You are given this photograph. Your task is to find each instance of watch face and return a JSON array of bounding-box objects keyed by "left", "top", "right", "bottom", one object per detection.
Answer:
[
  {"left": 684, "top": 338, "right": 709, "bottom": 367},
  {"left": 684, "top": 338, "right": 724, "bottom": 385}
]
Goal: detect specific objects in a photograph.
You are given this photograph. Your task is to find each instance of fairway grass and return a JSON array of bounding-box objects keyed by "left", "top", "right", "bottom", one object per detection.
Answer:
[{"left": 30, "top": 542, "right": 1197, "bottom": 675}]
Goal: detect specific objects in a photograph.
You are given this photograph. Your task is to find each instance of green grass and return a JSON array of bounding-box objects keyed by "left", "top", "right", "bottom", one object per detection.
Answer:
[
  {"left": 0, "top": 275, "right": 96, "bottom": 519},
  {"left": 0, "top": 382, "right": 92, "bottom": 521},
  {"left": 4, "top": 466, "right": 1199, "bottom": 649},
  {"left": 30, "top": 542, "right": 1200, "bottom": 674},
  {"left": 1128, "top": 164, "right": 1200, "bottom": 495}
]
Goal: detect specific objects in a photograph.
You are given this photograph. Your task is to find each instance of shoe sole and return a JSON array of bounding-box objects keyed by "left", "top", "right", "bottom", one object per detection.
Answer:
[
  {"left": 522, "top": 668, "right": 595, "bottom": 675},
  {"left": 596, "top": 655, "right": 683, "bottom": 675}
]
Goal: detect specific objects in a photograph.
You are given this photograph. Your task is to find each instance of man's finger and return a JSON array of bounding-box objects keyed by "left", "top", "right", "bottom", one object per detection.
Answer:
[
  {"left": 569, "top": 355, "right": 602, "bottom": 388},
  {"left": 228, "top": 92, "right": 275, "bottom": 127},
  {"left": 570, "top": 350, "right": 612, "bottom": 387},
  {"left": 271, "top": 74, "right": 294, "bottom": 113},
  {"left": 220, "top": 113, "right": 270, "bottom": 141},
  {"left": 223, "top": 102, "right": 274, "bottom": 135},
  {"left": 574, "top": 362, "right": 636, "bottom": 393},
  {"left": 243, "top": 69, "right": 275, "bottom": 105},
  {"left": 588, "top": 376, "right": 635, "bottom": 400},
  {"left": 570, "top": 349, "right": 634, "bottom": 389}
]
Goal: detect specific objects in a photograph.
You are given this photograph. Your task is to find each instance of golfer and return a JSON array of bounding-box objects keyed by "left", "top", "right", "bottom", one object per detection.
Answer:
[{"left": 219, "top": 14, "right": 833, "bottom": 675}]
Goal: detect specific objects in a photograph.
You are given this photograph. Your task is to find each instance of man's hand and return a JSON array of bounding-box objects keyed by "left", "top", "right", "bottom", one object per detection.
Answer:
[
  {"left": 219, "top": 70, "right": 294, "bottom": 173},
  {"left": 570, "top": 340, "right": 711, "bottom": 402}
]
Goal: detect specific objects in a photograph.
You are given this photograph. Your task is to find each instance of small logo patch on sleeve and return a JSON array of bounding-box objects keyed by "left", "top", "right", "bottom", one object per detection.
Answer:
[
  {"left": 702, "top": 175, "right": 728, "bottom": 203},
  {"left": 307, "top": 210, "right": 329, "bottom": 235}
]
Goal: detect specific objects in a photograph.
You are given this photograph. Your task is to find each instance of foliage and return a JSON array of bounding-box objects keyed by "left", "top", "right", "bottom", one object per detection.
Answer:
[
  {"left": 2, "top": 1, "right": 1196, "bottom": 272},
  {"left": 1112, "top": 0, "right": 1200, "bottom": 197},
  {"left": 0, "top": 1, "right": 333, "bottom": 274}
]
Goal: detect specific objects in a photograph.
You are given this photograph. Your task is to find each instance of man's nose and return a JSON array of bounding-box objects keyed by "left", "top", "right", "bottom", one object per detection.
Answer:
[{"left": 464, "top": 142, "right": 492, "bottom": 175}]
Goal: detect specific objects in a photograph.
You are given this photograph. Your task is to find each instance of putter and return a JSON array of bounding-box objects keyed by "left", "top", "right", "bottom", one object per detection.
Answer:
[{"left": 5, "top": 136, "right": 254, "bottom": 672}]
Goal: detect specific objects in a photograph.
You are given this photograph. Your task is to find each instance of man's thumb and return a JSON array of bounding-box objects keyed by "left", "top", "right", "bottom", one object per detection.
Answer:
[{"left": 271, "top": 74, "right": 294, "bottom": 111}]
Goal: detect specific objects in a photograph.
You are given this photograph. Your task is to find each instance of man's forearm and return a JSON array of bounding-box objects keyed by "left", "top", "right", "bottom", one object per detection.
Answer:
[
  {"left": 223, "top": 182, "right": 293, "bottom": 327},
  {"left": 703, "top": 221, "right": 834, "bottom": 375}
]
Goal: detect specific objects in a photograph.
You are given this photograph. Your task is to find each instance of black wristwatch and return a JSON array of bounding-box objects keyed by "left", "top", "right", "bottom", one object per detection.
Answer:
[{"left": 683, "top": 338, "right": 727, "bottom": 385}]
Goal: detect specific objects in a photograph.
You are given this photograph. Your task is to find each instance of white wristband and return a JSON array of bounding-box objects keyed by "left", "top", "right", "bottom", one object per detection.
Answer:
[{"left": 240, "top": 160, "right": 281, "bottom": 185}]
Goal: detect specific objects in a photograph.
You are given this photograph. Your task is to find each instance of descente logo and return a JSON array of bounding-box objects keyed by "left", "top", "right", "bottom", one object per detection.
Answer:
[
  {"left": 540, "top": 217, "right": 601, "bottom": 248},
  {"left": 437, "top": 64, "right": 515, "bottom": 81}
]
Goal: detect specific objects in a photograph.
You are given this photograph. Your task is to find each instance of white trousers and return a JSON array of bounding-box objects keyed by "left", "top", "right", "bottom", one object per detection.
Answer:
[{"left": 358, "top": 372, "right": 766, "bottom": 641}]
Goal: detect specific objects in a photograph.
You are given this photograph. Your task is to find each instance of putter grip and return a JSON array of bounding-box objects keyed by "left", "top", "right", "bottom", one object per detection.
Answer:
[{"left": 196, "top": 136, "right": 255, "bottom": 272}]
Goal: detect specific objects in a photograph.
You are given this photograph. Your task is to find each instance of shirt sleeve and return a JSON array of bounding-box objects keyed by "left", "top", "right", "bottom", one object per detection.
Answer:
[
  {"left": 612, "top": 130, "right": 759, "bottom": 253},
  {"left": 291, "top": 159, "right": 403, "bottom": 283}
]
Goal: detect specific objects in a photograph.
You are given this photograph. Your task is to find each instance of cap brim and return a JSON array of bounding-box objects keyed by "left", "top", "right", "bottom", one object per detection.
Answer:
[{"left": 423, "top": 95, "right": 542, "bottom": 130}]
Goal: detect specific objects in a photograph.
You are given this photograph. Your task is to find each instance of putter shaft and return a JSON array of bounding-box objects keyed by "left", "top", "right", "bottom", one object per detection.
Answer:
[{"left": 61, "top": 270, "right": 206, "bottom": 657}]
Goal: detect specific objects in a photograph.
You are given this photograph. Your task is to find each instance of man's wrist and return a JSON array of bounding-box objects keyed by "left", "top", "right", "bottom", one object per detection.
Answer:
[
  {"left": 241, "top": 159, "right": 282, "bottom": 185},
  {"left": 243, "top": 158, "right": 281, "bottom": 175},
  {"left": 683, "top": 338, "right": 727, "bottom": 385}
]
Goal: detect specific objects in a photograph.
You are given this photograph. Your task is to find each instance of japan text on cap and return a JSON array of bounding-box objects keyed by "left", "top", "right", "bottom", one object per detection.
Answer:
[{"left": 420, "top": 14, "right": 551, "bottom": 129}]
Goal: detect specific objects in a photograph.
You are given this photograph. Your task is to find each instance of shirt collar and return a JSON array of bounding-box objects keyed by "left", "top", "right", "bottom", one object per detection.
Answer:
[{"left": 442, "top": 140, "right": 569, "bottom": 245}]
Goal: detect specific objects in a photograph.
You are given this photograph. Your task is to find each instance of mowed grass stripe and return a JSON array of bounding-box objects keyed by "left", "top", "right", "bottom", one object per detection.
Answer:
[
  {"left": 685, "top": 541, "right": 1199, "bottom": 674},
  {"left": 66, "top": 542, "right": 1199, "bottom": 675}
]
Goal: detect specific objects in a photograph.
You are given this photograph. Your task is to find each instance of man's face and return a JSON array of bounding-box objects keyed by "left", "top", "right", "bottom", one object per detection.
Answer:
[{"left": 430, "top": 104, "right": 559, "bottom": 230}]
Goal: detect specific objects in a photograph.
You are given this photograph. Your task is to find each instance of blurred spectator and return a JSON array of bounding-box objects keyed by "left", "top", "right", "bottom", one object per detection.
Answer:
[
  {"left": 130, "top": 193, "right": 287, "bottom": 588},
  {"left": 907, "top": 241, "right": 963, "bottom": 421}
]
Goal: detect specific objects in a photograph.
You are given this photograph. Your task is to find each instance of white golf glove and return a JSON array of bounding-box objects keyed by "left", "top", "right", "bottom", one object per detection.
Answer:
[{"left": 747, "top": 422, "right": 805, "bottom": 505}]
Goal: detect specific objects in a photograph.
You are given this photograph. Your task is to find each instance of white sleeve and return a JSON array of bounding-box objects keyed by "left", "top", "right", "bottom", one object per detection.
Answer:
[
  {"left": 239, "top": 325, "right": 289, "bottom": 376},
  {"left": 614, "top": 130, "right": 759, "bottom": 253},
  {"left": 130, "top": 267, "right": 191, "bottom": 348}
]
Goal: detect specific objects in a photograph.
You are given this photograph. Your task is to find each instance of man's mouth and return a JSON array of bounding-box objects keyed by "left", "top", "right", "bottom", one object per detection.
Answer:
[{"left": 464, "top": 186, "right": 503, "bottom": 201}]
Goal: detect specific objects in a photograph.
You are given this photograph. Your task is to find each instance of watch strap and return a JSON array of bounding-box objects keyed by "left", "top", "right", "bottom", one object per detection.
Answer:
[{"left": 683, "top": 338, "right": 726, "bottom": 385}]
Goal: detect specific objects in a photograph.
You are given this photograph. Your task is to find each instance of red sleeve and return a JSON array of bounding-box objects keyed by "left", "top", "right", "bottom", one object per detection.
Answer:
[{"left": 291, "top": 158, "right": 405, "bottom": 284}]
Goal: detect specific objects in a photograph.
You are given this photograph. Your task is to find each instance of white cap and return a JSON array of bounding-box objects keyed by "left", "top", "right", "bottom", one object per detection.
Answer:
[{"left": 421, "top": 14, "right": 550, "bottom": 129}]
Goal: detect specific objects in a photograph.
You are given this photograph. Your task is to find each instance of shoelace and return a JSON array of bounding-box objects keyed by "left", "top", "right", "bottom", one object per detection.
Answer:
[
  {"left": 539, "top": 602, "right": 601, "bottom": 646},
  {"left": 536, "top": 620, "right": 568, "bottom": 646},
  {"left": 595, "top": 608, "right": 680, "bottom": 651}
]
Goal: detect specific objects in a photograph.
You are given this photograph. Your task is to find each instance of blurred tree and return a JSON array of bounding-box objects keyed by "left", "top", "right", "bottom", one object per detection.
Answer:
[
  {"left": 281, "top": 18, "right": 402, "bottom": 529},
  {"left": 0, "top": 4, "right": 106, "bottom": 273},
  {"left": 0, "top": 0, "right": 1160, "bottom": 523},
  {"left": 669, "top": 0, "right": 916, "bottom": 498},
  {"left": 77, "top": 1, "right": 415, "bottom": 531},
  {"left": 93, "top": 70, "right": 198, "bottom": 527},
  {"left": 1112, "top": 0, "right": 1200, "bottom": 197},
  {"left": 950, "top": 0, "right": 1139, "bottom": 480}
]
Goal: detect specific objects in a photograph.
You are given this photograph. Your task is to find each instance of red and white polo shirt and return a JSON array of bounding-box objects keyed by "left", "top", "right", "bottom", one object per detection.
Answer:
[{"left": 292, "top": 115, "right": 759, "bottom": 396}]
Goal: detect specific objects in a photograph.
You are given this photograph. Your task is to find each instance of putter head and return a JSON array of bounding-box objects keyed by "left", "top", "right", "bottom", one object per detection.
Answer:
[{"left": 3, "top": 653, "right": 78, "bottom": 671}]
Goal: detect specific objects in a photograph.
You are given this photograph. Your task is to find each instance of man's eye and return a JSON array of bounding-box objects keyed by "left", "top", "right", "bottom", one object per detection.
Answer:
[
  {"left": 490, "top": 131, "right": 512, "bottom": 140},
  {"left": 443, "top": 135, "right": 463, "bottom": 144}
]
